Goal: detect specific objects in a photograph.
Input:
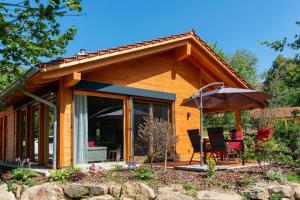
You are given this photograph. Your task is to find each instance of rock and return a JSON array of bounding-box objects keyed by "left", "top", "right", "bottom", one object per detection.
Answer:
[
  {"left": 108, "top": 183, "right": 121, "bottom": 198},
  {"left": 63, "top": 183, "right": 89, "bottom": 198},
  {"left": 248, "top": 186, "right": 269, "bottom": 200},
  {"left": 120, "top": 182, "right": 155, "bottom": 200},
  {"left": 267, "top": 184, "right": 294, "bottom": 198},
  {"left": 85, "top": 184, "right": 108, "bottom": 196},
  {"left": 0, "top": 191, "right": 15, "bottom": 200},
  {"left": 197, "top": 190, "right": 242, "bottom": 200},
  {"left": 86, "top": 194, "right": 114, "bottom": 200},
  {"left": 20, "top": 183, "right": 65, "bottom": 200},
  {"left": 157, "top": 186, "right": 195, "bottom": 200},
  {"left": 156, "top": 191, "right": 195, "bottom": 200},
  {"left": 0, "top": 183, "right": 8, "bottom": 192},
  {"left": 290, "top": 182, "right": 300, "bottom": 200}
]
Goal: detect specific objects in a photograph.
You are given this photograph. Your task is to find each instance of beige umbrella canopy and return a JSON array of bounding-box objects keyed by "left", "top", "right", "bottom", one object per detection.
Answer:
[
  {"left": 181, "top": 82, "right": 272, "bottom": 166},
  {"left": 182, "top": 87, "right": 272, "bottom": 112}
]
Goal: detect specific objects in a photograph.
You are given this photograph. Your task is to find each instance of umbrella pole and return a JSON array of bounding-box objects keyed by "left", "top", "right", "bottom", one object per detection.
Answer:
[{"left": 199, "top": 90, "right": 204, "bottom": 166}]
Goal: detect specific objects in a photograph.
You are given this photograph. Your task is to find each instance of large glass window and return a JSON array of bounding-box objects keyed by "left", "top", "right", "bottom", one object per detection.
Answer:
[
  {"left": 87, "top": 96, "right": 124, "bottom": 162},
  {"left": 133, "top": 101, "right": 171, "bottom": 156},
  {"left": 74, "top": 94, "right": 124, "bottom": 164},
  {"left": 32, "top": 106, "right": 39, "bottom": 162}
]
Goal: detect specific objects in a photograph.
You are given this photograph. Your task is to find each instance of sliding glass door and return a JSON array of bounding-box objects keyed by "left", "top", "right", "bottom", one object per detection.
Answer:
[
  {"left": 74, "top": 94, "right": 124, "bottom": 164},
  {"left": 133, "top": 100, "right": 171, "bottom": 157}
]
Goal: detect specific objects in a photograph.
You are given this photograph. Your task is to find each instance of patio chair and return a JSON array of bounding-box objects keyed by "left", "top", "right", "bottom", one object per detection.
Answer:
[
  {"left": 228, "top": 130, "right": 244, "bottom": 157},
  {"left": 187, "top": 129, "right": 201, "bottom": 165},
  {"left": 256, "top": 128, "right": 272, "bottom": 142},
  {"left": 207, "top": 127, "right": 236, "bottom": 164}
]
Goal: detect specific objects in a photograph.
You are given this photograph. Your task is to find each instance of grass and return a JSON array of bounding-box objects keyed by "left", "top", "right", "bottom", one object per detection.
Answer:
[{"left": 285, "top": 172, "right": 300, "bottom": 183}]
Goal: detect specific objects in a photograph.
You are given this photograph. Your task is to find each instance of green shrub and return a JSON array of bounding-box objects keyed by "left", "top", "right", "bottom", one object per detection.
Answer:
[
  {"left": 206, "top": 158, "right": 216, "bottom": 178},
  {"left": 269, "top": 193, "right": 282, "bottom": 200},
  {"left": 132, "top": 167, "right": 155, "bottom": 180},
  {"left": 285, "top": 172, "right": 300, "bottom": 183},
  {"left": 183, "top": 182, "right": 194, "bottom": 190},
  {"left": 240, "top": 175, "right": 253, "bottom": 187},
  {"left": 266, "top": 170, "right": 287, "bottom": 183},
  {"left": 112, "top": 163, "right": 123, "bottom": 171},
  {"left": 49, "top": 167, "right": 81, "bottom": 182},
  {"left": 11, "top": 168, "right": 37, "bottom": 181}
]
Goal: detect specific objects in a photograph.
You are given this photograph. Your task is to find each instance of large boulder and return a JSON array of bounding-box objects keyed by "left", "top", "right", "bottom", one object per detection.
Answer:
[
  {"left": 290, "top": 183, "right": 300, "bottom": 200},
  {"left": 86, "top": 195, "right": 114, "bottom": 200},
  {"left": 120, "top": 182, "right": 155, "bottom": 200},
  {"left": 247, "top": 185, "right": 270, "bottom": 200},
  {"left": 85, "top": 184, "right": 109, "bottom": 196},
  {"left": 267, "top": 184, "right": 294, "bottom": 198},
  {"left": 0, "top": 191, "right": 15, "bottom": 200},
  {"left": 0, "top": 183, "right": 8, "bottom": 192},
  {"left": 108, "top": 183, "right": 121, "bottom": 198},
  {"left": 156, "top": 186, "right": 195, "bottom": 200},
  {"left": 197, "top": 190, "right": 242, "bottom": 200},
  {"left": 63, "top": 183, "right": 89, "bottom": 198},
  {"left": 20, "top": 183, "right": 64, "bottom": 200}
]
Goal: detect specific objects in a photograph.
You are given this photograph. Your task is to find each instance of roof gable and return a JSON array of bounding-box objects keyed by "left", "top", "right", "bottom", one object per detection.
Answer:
[{"left": 37, "top": 30, "right": 252, "bottom": 89}]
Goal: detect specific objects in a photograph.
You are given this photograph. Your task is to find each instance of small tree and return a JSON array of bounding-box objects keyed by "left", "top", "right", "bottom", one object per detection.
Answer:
[{"left": 138, "top": 117, "right": 177, "bottom": 171}]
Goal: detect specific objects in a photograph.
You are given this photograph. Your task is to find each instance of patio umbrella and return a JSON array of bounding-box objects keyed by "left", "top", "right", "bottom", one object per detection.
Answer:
[{"left": 181, "top": 82, "right": 272, "bottom": 166}]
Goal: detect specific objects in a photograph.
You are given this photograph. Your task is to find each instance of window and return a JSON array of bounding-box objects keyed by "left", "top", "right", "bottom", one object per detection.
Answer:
[{"left": 133, "top": 100, "right": 171, "bottom": 156}]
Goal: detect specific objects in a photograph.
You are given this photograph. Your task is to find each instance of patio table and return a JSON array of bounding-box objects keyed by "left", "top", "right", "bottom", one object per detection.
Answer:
[{"left": 203, "top": 138, "right": 245, "bottom": 165}]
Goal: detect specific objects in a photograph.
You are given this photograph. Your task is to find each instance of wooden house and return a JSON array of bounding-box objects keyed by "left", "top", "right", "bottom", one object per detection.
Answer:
[{"left": 0, "top": 30, "right": 252, "bottom": 168}]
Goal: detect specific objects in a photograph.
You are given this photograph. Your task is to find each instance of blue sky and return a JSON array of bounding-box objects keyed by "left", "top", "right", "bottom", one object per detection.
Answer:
[{"left": 60, "top": 0, "right": 300, "bottom": 74}]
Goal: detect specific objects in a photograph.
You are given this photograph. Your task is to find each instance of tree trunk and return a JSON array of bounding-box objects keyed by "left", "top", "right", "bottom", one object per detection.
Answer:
[{"left": 164, "top": 150, "right": 168, "bottom": 171}]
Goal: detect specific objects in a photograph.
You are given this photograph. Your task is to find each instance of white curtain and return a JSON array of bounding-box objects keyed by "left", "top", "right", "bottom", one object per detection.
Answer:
[{"left": 74, "top": 94, "right": 88, "bottom": 164}]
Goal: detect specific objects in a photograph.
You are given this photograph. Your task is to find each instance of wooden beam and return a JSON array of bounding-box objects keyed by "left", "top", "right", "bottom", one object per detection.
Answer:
[
  {"left": 64, "top": 72, "right": 81, "bottom": 88},
  {"left": 175, "top": 43, "right": 192, "bottom": 62}
]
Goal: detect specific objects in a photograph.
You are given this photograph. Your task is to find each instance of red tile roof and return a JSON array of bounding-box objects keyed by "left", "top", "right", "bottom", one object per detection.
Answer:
[
  {"left": 40, "top": 30, "right": 252, "bottom": 88},
  {"left": 250, "top": 107, "right": 300, "bottom": 118}
]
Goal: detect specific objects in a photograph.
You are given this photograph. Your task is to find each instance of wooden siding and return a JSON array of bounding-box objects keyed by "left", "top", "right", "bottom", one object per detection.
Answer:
[
  {"left": 82, "top": 52, "right": 203, "bottom": 160},
  {"left": 0, "top": 106, "right": 15, "bottom": 160}
]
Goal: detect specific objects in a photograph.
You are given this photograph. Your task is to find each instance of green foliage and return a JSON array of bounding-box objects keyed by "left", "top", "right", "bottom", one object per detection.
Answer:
[
  {"left": 11, "top": 168, "right": 37, "bottom": 181},
  {"left": 49, "top": 167, "right": 81, "bottom": 182},
  {"left": 226, "top": 49, "right": 258, "bottom": 86},
  {"left": 269, "top": 193, "right": 282, "bottom": 200},
  {"left": 266, "top": 170, "right": 287, "bottom": 183},
  {"left": 264, "top": 55, "right": 300, "bottom": 107},
  {"left": 240, "top": 175, "right": 254, "bottom": 187},
  {"left": 206, "top": 158, "right": 216, "bottom": 178},
  {"left": 132, "top": 167, "right": 155, "bottom": 180},
  {"left": 112, "top": 163, "right": 124, "bottom": 171},
  {"left": 0, "top": 0, "right": 81, "bottom": 87},
  {"left": 273, "top": 120, "right": 300, "bottom": 160},
  {"left": 262, "top": 21, "right": 300, "bottom": 58},
  {"left": 183, "top": 182, "right": 195, "bottom": 190},
  {"left": 285, "top": 172, "right": 300, "bottom": 183}
]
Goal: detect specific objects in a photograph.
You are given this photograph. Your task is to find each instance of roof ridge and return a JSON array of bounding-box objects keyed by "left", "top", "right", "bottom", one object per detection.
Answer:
[{"left": 40, "top": 30, "right": 252, "bottom": 89}]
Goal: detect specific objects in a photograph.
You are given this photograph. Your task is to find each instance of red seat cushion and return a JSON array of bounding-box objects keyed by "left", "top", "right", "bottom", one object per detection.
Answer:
[
  {"left": 256, "top": 128, "right": 272, "bottom": 141},
  {"left": 88, "top": 141, "right": 95, "bottom": 147},
  {"left": 229, "top": 132, "right": 244, "bottom": 150}
]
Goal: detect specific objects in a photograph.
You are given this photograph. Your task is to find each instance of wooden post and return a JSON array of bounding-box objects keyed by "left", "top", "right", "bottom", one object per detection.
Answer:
[
  {"left": 57, "top": 79, "right": 73, "bottom": 167},
  {"left": 235, "top": 109, "right": 242, "bottom": 132},
  {"left": 38, "top": 103, "right": 45, "bottom": 165}
]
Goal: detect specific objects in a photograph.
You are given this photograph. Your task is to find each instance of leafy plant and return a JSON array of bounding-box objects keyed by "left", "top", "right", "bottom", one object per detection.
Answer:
[
  {"left": 269, "top": 193, "right": 282, "bottom": 200},
  {"left": 49, "top": 167, "right": 81, "bottom": 182},
  {"left": 132, "top": 167, "right": 155, "bottom": 180},
  {"left": 183, "top": 182, "right": 194, "bottom": 190},
  {"left": 240, "top": 175, "right": 253, "bottom": 187},
  {"left": 285, "top": 172, "right": 300, "bottom": 183},
  {"left": 112, "top": 163, "right": 123, "bottom": 171},
  {"left": 11, "top": 168, "right": 37, "bottom": 181},
  {"left": 206, "top": 158, "right": 216, "bottom": 178},
  {"left": 266, "top": 170, "right": 287, "bottom": 183}
]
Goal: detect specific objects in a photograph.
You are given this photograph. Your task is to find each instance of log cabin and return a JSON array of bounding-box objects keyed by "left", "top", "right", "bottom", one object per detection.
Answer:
[{"left": 0, "top": 30, "right": 252, "bottom": 169}]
